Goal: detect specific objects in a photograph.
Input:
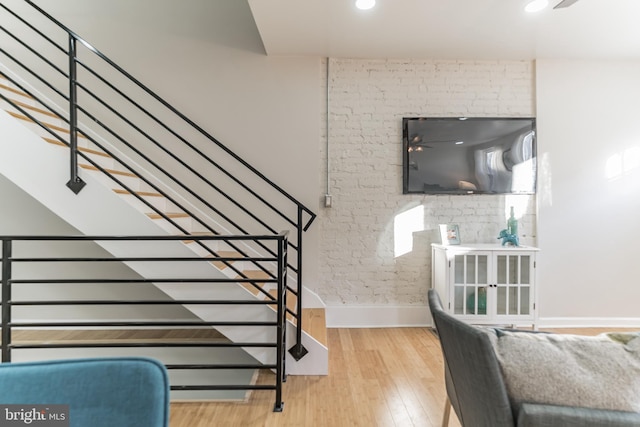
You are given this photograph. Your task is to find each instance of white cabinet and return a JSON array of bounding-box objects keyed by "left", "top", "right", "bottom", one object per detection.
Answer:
[{"left": 431, "top": 244, "right": 539, "bottom": 327}]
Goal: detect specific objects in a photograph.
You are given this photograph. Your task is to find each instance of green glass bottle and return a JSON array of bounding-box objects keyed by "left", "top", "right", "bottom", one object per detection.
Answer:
[{"left": 507, "top": 206, "right": 518, "bottom": 237}]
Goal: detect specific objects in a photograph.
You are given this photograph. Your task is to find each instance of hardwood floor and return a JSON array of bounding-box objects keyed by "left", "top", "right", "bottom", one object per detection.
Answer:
[
  {"left": 8, "top": 327, "right": 633, "bottom": 426},
  {"left": 170, "top": 326, "right": 638, "bottom": 427},
  {"left": 170, "top": 327, "right": 459, "bottom": 427}
]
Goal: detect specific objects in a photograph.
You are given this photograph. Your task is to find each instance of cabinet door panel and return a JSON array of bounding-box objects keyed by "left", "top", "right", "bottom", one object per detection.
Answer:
[
  {"left": 467, "top": 257, "right": 476, "bottom": 284},
  {"left": 508, "top": 286, "right": 519, "bottom": 315},
  {"left": 497, "top": 255, "right": 507, "bottom": 284},
  {"left": 452, "top": 253, "right": 489, "bottom": 316},
  {"left": 454, "top": 286, "right": 465, "bottom": 314},
  {"left": 508, "top": 255, "right": 519, "bottom": 284},
  {"left": 495, "top": 254, "right": 533, "bottom": 317},
  {"left": 454, "top": 255, "right": 465, "bottom": 284},
  {"left": 520, "top": 255, "right": 531, "bottom": 284},
  {"left": 520, "top": 287, "right": 531, "bottom": 315},
  {"left": 435, "top": 245, "right": 536, "bottom": 324}
]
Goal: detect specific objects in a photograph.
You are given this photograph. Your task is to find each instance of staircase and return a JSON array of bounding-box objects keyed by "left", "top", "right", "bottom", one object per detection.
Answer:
[{"left": 0, "top": 0, "right": 326, "bottom": 397}]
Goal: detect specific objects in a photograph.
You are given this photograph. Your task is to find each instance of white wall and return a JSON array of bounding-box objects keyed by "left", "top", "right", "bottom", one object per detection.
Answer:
[
  {"left": 320, "top": 59, "right": 537, "bottom": 326},
  {"left": 536, "top": 60, "right": 640, "bottom": 325}
]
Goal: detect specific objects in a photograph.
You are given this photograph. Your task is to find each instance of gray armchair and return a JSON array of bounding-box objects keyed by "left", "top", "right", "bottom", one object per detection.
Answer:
[{"left": 428, "top": 289, "right": 640, "bottom": 427}]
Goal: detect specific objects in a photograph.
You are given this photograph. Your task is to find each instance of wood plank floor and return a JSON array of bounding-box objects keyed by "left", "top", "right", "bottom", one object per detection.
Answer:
[
  {"left": 7, "top": 327, "right": 633, "bottom": 426},
  {"left": 170, "top": 327, "right": 458, "bottom": 427}
]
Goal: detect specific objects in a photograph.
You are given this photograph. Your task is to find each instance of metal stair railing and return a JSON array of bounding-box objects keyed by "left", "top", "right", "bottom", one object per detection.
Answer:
[
  {"left": 0, "top": 0, "right": 316, "bottom": 359},
  {"left": 1, "top": 233, "right": 289, "bottom": 412}
]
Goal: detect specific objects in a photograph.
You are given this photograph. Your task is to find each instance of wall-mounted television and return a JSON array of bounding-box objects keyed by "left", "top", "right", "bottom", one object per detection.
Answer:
[{"left": 402, "top": 117, "right": 537, "bottom": 195}]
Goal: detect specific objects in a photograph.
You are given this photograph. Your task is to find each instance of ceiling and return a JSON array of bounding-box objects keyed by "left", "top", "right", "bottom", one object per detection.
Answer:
[{"left": 248, "top": 0, "right": 640, "bottom": 60}]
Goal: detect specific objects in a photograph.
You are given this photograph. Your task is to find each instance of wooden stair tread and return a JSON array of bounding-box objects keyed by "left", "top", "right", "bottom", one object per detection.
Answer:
[
  {"left": 266, "top": 290, "right": 327, "bottom": 347},
  {"left": 147, "top": 212, "right": 190, "bottom": 220},
  {"left": 10, "top": 337, "right": 230, "bottom": 345},
  {"left": 207, "top": 251, "right": 243, "bottom": 269},
  {"left": 8, "top": 98, "right": 59, "bottom": 119},
  {"left": 8, "top": 111, "right": 87, "bottom": 137},
  {"left": 79, "top": 164, "right": 137, "bottom": 177},
  {"left": 45, "top": 137, "right": 111, "bottom": 158},
  {"left": 303, "top": 308, "right": 328, "bottom": 347},
  {"left": 0, "top": 82, "right": 32, "bottom": 99},
  {"left": 114, "top": 189, "right": 163, "bottom": 197},
  {"left": 268, "top": 288, "right": 297, "bottom": 308},
  {"left": 181, "top": 232, "right": 216, "bottom": 244},
  {"left": 269, "top": 289, "right": 296, "bottom": 323},
  {"left": 237, "top": 271, "right": 272, "bottom": 297},
  {"left": 240, "top": 270, "right": 272, "bottom": 280},
  {"left": 6, "top": 328, "right": 228, "bottom": 343}
]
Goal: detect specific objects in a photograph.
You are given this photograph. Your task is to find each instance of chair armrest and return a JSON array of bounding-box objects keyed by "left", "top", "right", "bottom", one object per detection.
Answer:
[{"left": 517, "top": 403, "right": 640, "bottom": 427}]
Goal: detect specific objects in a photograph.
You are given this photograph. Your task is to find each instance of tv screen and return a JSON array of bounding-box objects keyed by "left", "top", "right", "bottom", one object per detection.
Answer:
[{"left": 402, "top": 117, "right": 537, "bottom": 195}]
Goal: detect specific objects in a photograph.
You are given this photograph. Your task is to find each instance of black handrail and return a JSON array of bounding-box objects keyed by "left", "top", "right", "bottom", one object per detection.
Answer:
[
  {"left": 0, "top": 0, "right": 317, "bottom": 358},
  {"left": 1, "top": 234, "right": 288, "bottom": 412},
  {"left": 17, "top": 0, "right": 315, "bottom": 229}
]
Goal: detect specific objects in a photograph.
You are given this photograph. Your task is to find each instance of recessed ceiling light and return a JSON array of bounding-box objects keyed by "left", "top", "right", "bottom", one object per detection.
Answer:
[
  {"left": 355, "top": 0, "right": 375, "bottom": 11},
  {"left": 525, "top": 0, "right": 549, "bottom": 13}
]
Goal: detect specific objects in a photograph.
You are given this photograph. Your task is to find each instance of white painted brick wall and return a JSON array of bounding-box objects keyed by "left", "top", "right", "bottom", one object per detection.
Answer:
[{"left": 317, "top": 58, "right": 536, "bottom": 306}]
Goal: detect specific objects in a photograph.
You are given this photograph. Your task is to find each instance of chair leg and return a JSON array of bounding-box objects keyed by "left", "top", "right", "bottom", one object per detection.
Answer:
[{"left": 442, "top": 396, "right": 451, "bottom": 427}]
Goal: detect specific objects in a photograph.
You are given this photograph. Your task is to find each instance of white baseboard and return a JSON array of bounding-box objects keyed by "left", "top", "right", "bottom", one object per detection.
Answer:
[
  {"left": 325, "top": 305, "right": 640, "bottom": 329},
  {"left": 537, "top": 317, "right": 640, "bottom": 329},
  {"left": 326, "top": 305, "right": 432, "bottom": 328}
]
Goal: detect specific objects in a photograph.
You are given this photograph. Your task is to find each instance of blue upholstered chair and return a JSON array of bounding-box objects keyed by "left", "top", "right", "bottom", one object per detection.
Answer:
[{"left": 0, "top": 357, "right": 170, "bottom": 427}]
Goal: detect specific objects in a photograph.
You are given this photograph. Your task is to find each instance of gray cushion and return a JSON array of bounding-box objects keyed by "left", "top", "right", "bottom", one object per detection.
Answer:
[{"left": 495, "top": 330, "right": 640, "bottom": 413}]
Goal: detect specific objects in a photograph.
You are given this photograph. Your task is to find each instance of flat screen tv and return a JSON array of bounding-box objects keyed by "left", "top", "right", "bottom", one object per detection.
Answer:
[{"left": 402, "top": 117, "right": 537, "bottom": 195}]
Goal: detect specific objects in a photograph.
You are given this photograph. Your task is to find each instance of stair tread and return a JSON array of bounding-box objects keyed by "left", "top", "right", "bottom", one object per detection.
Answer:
[
  {"left": 266, "top": 290, "right": 327, "bottom": 347},
  {"left": 6, "top": 328, "right": 229, "bottom": 343},
  {"left": 10, "top": 337, "right": 230, "bottom": 345},
  {"left": 45, "top": 137, "right": 111, "bottom": 158},
  {"left": 240, "top": 270, "right": 272, "bottom": 280},
  {"left": 239, "top": 283, "right": 268, "bottom": 297},
  {"left": 147, "top": 212, "right": 190, "bottom": 220},
  {"left": 8, "top": 98, "right": 59, "bottom": 119},
  {"left": 236, "top": 270, "right": 271, "bottom": 296},
  {"left": 303, "top": 308, "right": 328, "bottom": 347},
  {"left": 237, "top": 271, "right": 272, "bottom": 297},
  {"left": 0, "top": 81, "right": 32, "bottom": 99},
  {"left": 80, "top": 164, "right": 137, "bottom": 177},
  {"left": 207, "top": 251, "right": 244, "bottom": 269},
  {"left": 181, "top": 232, "right": 216, "bottom": 244},
  {"left": 8, "top": 111, "right": 87, "bottom": 137},
  {"left": 114, "top": 189, "right": 164, "bottom": 197}
]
